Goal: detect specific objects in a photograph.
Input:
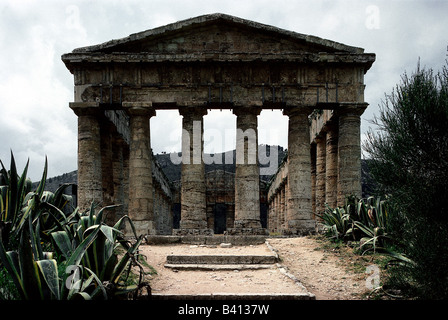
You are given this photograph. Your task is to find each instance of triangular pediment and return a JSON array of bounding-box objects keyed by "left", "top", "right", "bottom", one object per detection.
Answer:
[{"left": 72, "top": 13, "right": 364, "bottom": 55}]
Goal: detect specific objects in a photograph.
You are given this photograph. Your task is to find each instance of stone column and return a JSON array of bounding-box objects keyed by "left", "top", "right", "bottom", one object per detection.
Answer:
[
  {"left": 325, "top": 122, "right": 339, "bottom": 209},
  {"left": 270, "top": 196, "right": 275, "bottom": 233},
  {"left": 70, "top": 103, "right": 103, "bottom": 212},
  {"left": 273, "top": 192, "right": 279, "bottom": 232},
  {"left": 315, "top": 135, "right": 327, "bottom": 215},
  {"left": 310, "top": 143, "right": 317, "bottom": 218},
  {"left": 284, "top": 181, "right": 289, "bottom": 229},
  {"left": 230, "top": 107, "right": 267, "bottom": 235},
  {"left": 176, "top": 107, "right": 212, "bottom": 235},
  {"left": 109, "top": 136, "right": 125, "bottom": 226},
  {"left": 101, "top": 123, "right": 115, "bottom": 208},
  {"left": 122, "top": 144, "right": 130, "bottom": 224},
  {"left": 126, "top": 104, "right": 156, "bottom": 236},
  {"left": 337, "top": 105, "right": 366, "bottom": 205},
  {"left": 283, "top": 107, "right": 315, "bottom": 235}
]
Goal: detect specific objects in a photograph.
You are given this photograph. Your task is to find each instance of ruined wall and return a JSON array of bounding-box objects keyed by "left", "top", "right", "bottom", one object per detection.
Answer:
[{"left": 170, "top": 169, "right": 268, "bottom": 234}]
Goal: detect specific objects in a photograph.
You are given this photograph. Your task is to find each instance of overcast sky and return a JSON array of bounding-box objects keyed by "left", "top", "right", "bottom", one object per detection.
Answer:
[{"left": 1, "top": 0, "right": 447, "bottom": 181}]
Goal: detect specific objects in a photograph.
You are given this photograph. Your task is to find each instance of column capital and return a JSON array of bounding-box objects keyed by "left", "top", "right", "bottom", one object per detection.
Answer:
[
  {"left": 70, "top": 102, "right": 101, "bottom": 116},
  {"left": 314, "top": 133, "right": 326, "bottom": 143},
  {"left": 178, "top": 106, "right": 208, "bottom": 118},
  {"left": 232, "top": 106, "right": 262, "bottom": 117},
  {"left": 323, "top": 119, "right": 339, "bottom": 133},
  {"left": 282, "top": 105, "right": 314, "bottom": 117},
  {"left": 335, "top": 102, "right": 368, "bottom": 116},
  {"left": 124, "top": 105, "right": 156, "bottom": 118}
]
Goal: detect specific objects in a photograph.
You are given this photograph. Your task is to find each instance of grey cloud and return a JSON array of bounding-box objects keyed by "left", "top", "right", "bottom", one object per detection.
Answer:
[{"left": 1, "top": 0, "right": 447, "bottom": 180}]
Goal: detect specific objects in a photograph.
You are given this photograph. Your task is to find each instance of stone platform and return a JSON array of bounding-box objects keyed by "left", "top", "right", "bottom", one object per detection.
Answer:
[
  {"left": 145, "top": 234, "right": 268, "bottom": 245},
  {"left": 164, "top": 250, "right": 278, "bottom": 271},
  {"left": 166, "top": 254, "right": 278, "bottom": 265}
]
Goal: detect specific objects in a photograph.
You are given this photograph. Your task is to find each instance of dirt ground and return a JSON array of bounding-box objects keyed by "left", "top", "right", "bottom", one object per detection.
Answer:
[
  {"left": 267, "top": 236, "right": 370, "bottom": 300},
  {"left": 139, "top": 236, "right": 371, "bottom": 300}
]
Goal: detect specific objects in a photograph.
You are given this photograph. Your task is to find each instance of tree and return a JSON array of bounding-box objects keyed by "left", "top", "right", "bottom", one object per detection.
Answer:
[{"left": 363, "top": 59, "right": 448, "bottom": 299}]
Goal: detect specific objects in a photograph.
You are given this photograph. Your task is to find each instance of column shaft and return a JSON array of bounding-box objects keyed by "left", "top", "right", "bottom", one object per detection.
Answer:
[
  {"left": 283, "top": 107, "right": 315, "bottom": 235},
  {"left": 273, "top": 192, "right": 279, "bottom": 232},
  {"left": 101, "top": 123, "right": 114, "bottom": 208},
  {"left": 310, "top": 143, "right": 317, "bottom": 218},
  {"left": 127, "top": 106, "right": 156, "bottom": 236},
  {"left": 337, "top": 109, "right": 363, "bottom": 205},
  {"left": 315, "top": 135, "right": 327, "bottom": 215},
  {"left": 177, "top": 108, "right": 211, "bottom": 234},
  {"left": 109, "top": 137, "right": 125, "bottom": 226},
  {"left": 231, "top": 107, "right": 265, "bottom": 234},
  {"left": 72, "top": 105, "right": 103, "bottom": 212},
  {"left": 325, "top": 123, "right": 339, "bottom": 209}
]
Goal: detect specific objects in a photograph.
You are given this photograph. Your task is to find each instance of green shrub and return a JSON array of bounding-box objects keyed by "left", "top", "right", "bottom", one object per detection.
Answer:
[{"left": 363, "top": 60, "right": 448, "bottom": 299}]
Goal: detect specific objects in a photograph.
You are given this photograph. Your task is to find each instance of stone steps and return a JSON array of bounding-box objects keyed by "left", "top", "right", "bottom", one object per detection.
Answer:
[
  {"left": 162, "top": 238, "right": 280, "bottom": 271},
  {"left": 166, "top": 254, "right": 278, "bottom": 265},
  {"left": 164, "top": 263, "right": 275, "bottom": 271},
  {"left": 164, "top": 251, "right": 279, "bottom": 271},
  {"left": 145, "top": 235, "right": 268, "bottom": 245}
]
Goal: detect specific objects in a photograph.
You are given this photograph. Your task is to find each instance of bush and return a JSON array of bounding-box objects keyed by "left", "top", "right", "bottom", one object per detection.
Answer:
[{"left": 363, "top": 59, "right": 448, "bottom": 299}]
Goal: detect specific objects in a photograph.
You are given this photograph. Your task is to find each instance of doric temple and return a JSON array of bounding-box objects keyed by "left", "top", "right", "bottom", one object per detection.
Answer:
[{"left": 62, "top": 13, "right": 375, "bottom": 237}]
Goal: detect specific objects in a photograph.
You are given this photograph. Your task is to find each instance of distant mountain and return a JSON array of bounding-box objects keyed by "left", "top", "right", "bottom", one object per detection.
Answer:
[
  {"left": 32, "top": 170, "right": 78, "bottom": 193},
  {"left": 156, "top": 145, "right": 287, "bottom": 182}
]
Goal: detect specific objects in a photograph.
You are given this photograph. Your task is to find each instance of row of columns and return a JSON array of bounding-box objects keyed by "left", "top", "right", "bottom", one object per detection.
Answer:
[
  {"left": 72, "top": 103, "right": 158, "bottom": 236},
  {"left": 267, "top": 105, "right": 364, "bottom": 233},
  {"left": 268, "top": 180, "right": 287, "bottom": 234},
  {"left": 72, "top": 102, "right": 362, "bottom": 237},
  {"left": 125, "top": 104, "right": 316, "bottom": 236},
  {"left": 176, "top": 107, "right": 266, "bottom": 235},
  {"left": 266, "top": 108, "right": 316, "bottom": 235},
  {"left": 313, "top": 108, "right": 364, "bottom": 217},
  {"left": 72, "top": 102, "right": 268, "bottom": 236}
]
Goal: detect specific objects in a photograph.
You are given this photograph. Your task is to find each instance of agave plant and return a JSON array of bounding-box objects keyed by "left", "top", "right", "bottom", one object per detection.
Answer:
[
  {"left": 349, "top": 196, "right": 390, "bottom": 253},
  {"left": 51, "top": 203, "right": 148, "bottom": 299},
  {"left": 320, "top": 195, "right": 391, "bottom": 249},
  {"left": 0, "top": 153, "right": 33, "bottom": 250},
  {"left": 0, "top": 211, "right": 107, "bottom": 300},
  {"left": 1, "top": 153, "right": 73, "bottom": 250},
  {"left": 0, "top": 154, "right": 149, "bottom": 300},
  {"left": 316, "top": 205, "right": 352, "bottom": 240},
  {"left": 0, "top": 203, "right": 148, "bottom": 300}
]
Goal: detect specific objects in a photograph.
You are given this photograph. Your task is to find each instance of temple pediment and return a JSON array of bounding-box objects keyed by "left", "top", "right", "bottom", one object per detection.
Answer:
[
  {"left": 66, "top": 13, "right": 367, "bottom": 58},
  {"left": 62, "top": 14, "right": 375, "bottom": 108}
]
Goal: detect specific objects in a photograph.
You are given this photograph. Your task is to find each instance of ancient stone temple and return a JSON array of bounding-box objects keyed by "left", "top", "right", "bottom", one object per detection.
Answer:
[{"left": 62, "top": 13, "right": 375, "bottom": 237}]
